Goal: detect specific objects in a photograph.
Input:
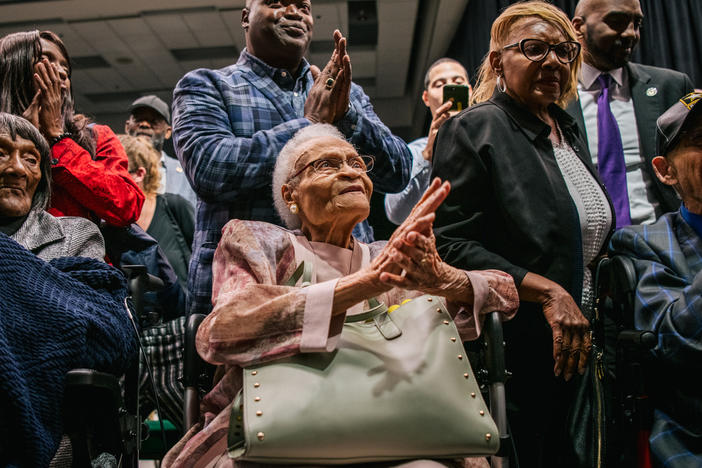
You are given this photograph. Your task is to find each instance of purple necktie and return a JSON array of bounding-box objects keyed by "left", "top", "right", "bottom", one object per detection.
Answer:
[{"left": 597, "top": 74, "right": 631, "bottom": 228}]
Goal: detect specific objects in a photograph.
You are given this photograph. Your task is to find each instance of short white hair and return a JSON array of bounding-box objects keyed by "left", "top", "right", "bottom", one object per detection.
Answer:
[{"left": 272, "top": 124, "right": 347, "bottom": 229}]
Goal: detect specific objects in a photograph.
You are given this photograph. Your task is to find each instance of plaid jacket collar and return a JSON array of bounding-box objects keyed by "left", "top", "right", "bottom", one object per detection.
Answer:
[
  {"left": 673, "top": 209, "right": 702, "bottom": 267},
  {"left": 237, "top": 48, "right": 312, "bottom": 91}
]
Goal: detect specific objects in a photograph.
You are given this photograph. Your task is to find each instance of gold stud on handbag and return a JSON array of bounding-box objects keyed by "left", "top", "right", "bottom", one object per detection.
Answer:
[{"left": 227, "top": 261, "right": 499, "bottom": 463}]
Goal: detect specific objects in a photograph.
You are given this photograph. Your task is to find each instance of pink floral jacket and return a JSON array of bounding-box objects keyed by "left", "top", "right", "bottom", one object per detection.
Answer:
[{"left": 164, "top": 220, "right": 519, "bottom": 467}]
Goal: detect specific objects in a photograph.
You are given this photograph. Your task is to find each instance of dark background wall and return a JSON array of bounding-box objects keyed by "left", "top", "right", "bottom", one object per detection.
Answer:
[
  {"left": 446, "top": 0, "right": 701, "bottom": 88},
  {"left": 370, "top": 0, "right": 702, "bottom": 241}
]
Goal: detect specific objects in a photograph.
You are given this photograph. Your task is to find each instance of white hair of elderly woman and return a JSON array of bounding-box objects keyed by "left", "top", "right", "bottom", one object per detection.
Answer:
[{"left": 272, "top": 124, "right": 349, "bottom": 229}]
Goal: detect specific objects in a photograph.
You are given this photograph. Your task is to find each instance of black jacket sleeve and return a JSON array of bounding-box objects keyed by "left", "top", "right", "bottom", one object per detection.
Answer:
[{"left": 431, "top": 109, "right": 529, "bottom": 287}]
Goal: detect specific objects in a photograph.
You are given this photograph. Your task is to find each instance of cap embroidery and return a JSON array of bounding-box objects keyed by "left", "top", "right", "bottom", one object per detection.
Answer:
[{"left": 679, "top": 92, "right": 702, "bottom": 110}]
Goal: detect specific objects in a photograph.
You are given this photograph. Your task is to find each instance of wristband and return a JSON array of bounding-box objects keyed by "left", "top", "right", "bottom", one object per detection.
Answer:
[{"left": 49, "top": 132, "right": 72, "bottom": 147}]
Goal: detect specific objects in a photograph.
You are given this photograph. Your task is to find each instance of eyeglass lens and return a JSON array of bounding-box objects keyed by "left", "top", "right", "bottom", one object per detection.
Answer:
[
  {"left": 522, "top": 39, "right": 578, "bottom": 63},
  {"left": 312, "top": 156, "right": 373, "bottom": 173}
]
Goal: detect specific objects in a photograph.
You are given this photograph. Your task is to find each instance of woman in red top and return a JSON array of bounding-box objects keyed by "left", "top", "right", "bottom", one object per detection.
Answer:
[{"left": 0, "top": 30, "right": 143, "bottom": 226}]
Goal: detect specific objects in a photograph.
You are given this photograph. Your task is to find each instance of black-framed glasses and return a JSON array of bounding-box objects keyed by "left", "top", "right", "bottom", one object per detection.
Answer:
[
  {"left": 290, "top": 155, "right": 375, "bottom": 180},
  {"left": 503, "top": 39, "right": 581, "bottom": 64}
]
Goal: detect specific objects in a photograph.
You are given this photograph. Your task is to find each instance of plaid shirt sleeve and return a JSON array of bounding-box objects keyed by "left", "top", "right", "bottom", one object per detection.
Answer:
[
  {"left": 337, "top": 83, "right": 412, "bottom": 195},
  {"left": 171, "top": 68, "right": 310, "bottom": 203},
  {"left": 609, "top": 223, "right": 702, "bottom": 370}
]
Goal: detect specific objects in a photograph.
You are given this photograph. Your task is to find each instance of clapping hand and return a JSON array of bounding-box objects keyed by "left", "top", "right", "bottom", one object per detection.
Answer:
[
  {"left": 372, "top": 179, "right": 455, "bottom": 288},
  {"left": 304, "top": 30, "right": 352, "bottom": 124},
  {"left": 378, "top": 179, "right": 470, "bottom": 297}
]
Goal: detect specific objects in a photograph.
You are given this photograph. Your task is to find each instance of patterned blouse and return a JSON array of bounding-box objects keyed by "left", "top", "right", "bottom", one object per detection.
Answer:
[
  {"left": 164, "top": 220, "right": 519, "bottom": 467},
  {"left": 551, "top": 135, "right": 612, "bottom": 314}
]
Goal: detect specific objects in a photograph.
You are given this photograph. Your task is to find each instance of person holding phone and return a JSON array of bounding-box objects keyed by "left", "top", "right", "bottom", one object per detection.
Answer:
[{"left": 385, "top": 58, "right": 470, "bottom": 224}]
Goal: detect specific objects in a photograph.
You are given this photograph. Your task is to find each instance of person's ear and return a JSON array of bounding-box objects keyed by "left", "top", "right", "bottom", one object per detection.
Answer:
[
  {"left": 124, "top": 119, "right": 131, "bottom": 134},
  {"left": 165, "top": 125, "right": 172, "bottom": 140},
  {"left": 281, "top": 184, "right": 296, "bottom": 205},
  {"left": 131, "top": 167, "right": 147, "bottom": 185},
  {"left": 572, "top": 16, "right": 586, "bottom": 41},
  {"left": 489, "top": 50, "right": 502, "bottom": 76},
  {"left": 241, "top": 8, "right": 250, "bottom": 31},
  {"left": 422, "top": 90, "right": 430, "bottom": 108},
  {"left": 651, "top": 156, "right": 678, "bottom": 186}
]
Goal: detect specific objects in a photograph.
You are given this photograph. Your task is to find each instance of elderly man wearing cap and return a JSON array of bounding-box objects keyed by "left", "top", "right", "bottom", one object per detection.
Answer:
[
  {"left": 609, "top": 91, "right": 702, "bottom": 468},
  {"left": 125, "top": 95, "right": 197, "bottom": 207}
]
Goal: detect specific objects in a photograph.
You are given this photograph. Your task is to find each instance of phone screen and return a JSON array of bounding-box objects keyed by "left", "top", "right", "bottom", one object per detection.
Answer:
[{"left": 442, "top": 85, "right": 470, "bottom": 112}]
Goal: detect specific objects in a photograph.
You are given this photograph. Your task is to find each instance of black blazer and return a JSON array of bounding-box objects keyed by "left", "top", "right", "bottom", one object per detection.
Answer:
[
  {"left": 432, "top": 91, "right": 614, "bottom": 304},
  {"left": 566, "top": 62, "right": 694, "bottom": 215},
  {"left": 432, "top": 92, "right": 618, "bottom": 465}
]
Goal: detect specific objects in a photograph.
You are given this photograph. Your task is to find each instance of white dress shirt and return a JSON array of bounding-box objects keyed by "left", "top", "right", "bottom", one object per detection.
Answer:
[{"left": 384, "top": 137, "right": 432, "bottom": 225}]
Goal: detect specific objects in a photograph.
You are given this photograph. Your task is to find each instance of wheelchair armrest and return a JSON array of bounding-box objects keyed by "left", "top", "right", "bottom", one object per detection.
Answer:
[
  {"left": 184, "top": 314, "right": 208, "bottom": 431},
  {"left": 121, "top": 265, "right": 165, "bottom": 292},
  {"left": 618, "top": 330, "right": 656, "bottom": 350},
  {"left": 598, "top": 256, "right": 657, "bottom": 352},
  {"left": 600, "top": 256, "right": 638, "bottom": 328},
  {"left": 122, "top": 264, "right": 165, "bottom": 327},
  {"left": 63, "top": 369, "right": 136, "bottom": 464},
  {"left": 65, "top": 369, "right": 122, "bottom": 409},
  {"left": 183, "top": 314, "right": 207, "bottom": 387},
  {"left": 482, "top": 312, "right": 511, "bottom": 459},
  {"left": 483, "top": 312, "right": 506, "bottom": 384}
]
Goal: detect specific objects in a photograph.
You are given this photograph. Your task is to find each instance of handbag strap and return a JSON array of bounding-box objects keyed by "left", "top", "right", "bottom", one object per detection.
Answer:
[
  {"left": 283, "top": 260, "right": 387, "bottom": 324},
  {"left": 344, "top": 298, "right": 386, "bottom": 323},
  {"left": 284, "top": 261, "right": 313, "bottom": 287}
]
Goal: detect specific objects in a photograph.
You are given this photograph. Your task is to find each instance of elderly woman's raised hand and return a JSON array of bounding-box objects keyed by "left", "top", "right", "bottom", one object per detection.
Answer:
[
  {"left": 379, "top": 229, "right": 473, "bottom": 304},
  {"left": 371, "top": 179, "right": 476, "bottom": 303},
  {"left": 389, "top": 177, "right": 450, "bottom": 240},
  {"left": 363, "top": 179, "right": 450, "bottom": 288}
]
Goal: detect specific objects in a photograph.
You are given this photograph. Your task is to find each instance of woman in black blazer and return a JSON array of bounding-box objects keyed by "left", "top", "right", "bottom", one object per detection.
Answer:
[{"left": 432, "top": 2, "right": 614, "bottom": 467}]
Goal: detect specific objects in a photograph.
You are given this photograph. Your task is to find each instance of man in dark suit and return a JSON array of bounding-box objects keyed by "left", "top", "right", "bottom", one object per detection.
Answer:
[
  {"left": 609, "top": 91, "right": 702, "bottom": 468},
  {"left": 568, "top": 0, "right": 694, "bottom": 225}
]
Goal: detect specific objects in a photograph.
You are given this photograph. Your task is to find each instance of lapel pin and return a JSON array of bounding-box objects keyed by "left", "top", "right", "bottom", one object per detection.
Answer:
[{"left": 646, "top": 87, "right": 658, "bottom": 97}]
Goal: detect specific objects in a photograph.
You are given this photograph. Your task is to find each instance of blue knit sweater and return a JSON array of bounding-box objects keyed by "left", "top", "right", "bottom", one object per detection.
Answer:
[{"left": 0, "top": 233, "right": 138, "bottom": 467}]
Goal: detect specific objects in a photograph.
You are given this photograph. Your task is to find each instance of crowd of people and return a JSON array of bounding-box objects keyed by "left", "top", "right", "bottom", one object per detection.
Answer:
[{"left": 0, "top": 0, "right": 700, "bottom": 467}]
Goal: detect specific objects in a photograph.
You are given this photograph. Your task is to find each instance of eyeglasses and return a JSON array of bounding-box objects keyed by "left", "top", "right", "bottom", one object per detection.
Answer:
[
  {"left": 290, "top": 155, "right": 374, "bottom": 180},
  {"left": 503, "top": 39, "right": 581, "bottom": 64}
]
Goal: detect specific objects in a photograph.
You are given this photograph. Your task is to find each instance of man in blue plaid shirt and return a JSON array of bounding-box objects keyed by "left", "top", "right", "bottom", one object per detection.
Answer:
[
  {"left": 609, "top": 92, "right": 702, "bottom": 467},
  {"left": 172, "top": 0, "right": 412, "bottom": 316}
]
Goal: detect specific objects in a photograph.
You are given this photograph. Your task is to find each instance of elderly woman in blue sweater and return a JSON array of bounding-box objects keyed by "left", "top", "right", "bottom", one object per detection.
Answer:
[
  {"left": 0, "top": 112, "right": 103, "bottom": 259},
  {"left": 0, "top": 112, "right": 136, "bottom": 467}
]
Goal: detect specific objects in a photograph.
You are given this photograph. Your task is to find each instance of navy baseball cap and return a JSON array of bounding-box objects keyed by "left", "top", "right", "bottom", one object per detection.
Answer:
[{"left": 656, "top": 92, "right": 702, "bottom": 156}]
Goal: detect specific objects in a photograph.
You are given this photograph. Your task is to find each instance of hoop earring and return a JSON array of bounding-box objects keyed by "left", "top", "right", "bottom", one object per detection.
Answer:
[
  {"left": 496, "top": 75, "right": 507, "bottom": 93},
  {"left": 289, "top": 203, "right": 299, "bottom": 214}
]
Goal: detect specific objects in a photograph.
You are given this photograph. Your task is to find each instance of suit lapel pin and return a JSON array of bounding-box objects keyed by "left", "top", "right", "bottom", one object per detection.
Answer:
[{"left": 646, "top": 87, "right": 658, "bottom": 97}]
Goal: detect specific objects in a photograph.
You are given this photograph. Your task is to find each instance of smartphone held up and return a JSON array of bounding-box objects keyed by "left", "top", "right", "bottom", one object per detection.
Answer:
[{"left": 442, "top": 84, "right": 470, "bottom": 112}]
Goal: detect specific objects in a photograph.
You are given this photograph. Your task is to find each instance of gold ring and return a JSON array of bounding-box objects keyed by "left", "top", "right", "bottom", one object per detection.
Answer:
[{"left": 325, "top": 77, "right": 335, "bottom": 90}]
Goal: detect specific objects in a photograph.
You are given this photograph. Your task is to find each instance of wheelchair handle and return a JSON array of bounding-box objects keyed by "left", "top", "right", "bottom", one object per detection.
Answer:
[{"left": 618, "top": 330, "right": 656, "bottom": 349}]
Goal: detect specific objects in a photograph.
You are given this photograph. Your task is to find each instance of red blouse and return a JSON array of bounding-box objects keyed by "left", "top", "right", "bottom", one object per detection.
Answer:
[{"left": 48, "top": 124, "right": 144, "bottom": 227}]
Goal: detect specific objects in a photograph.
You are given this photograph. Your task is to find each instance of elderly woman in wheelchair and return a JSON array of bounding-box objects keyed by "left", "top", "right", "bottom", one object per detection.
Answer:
[
  {"left": 0, "top": 113, "right": 137, "bottom": 467},
  {"left": 0, "top": 112, "right": 103, "bottom": 258},
  {"left": 164, "top": 124, "right": 519, "bottom": 467}
]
